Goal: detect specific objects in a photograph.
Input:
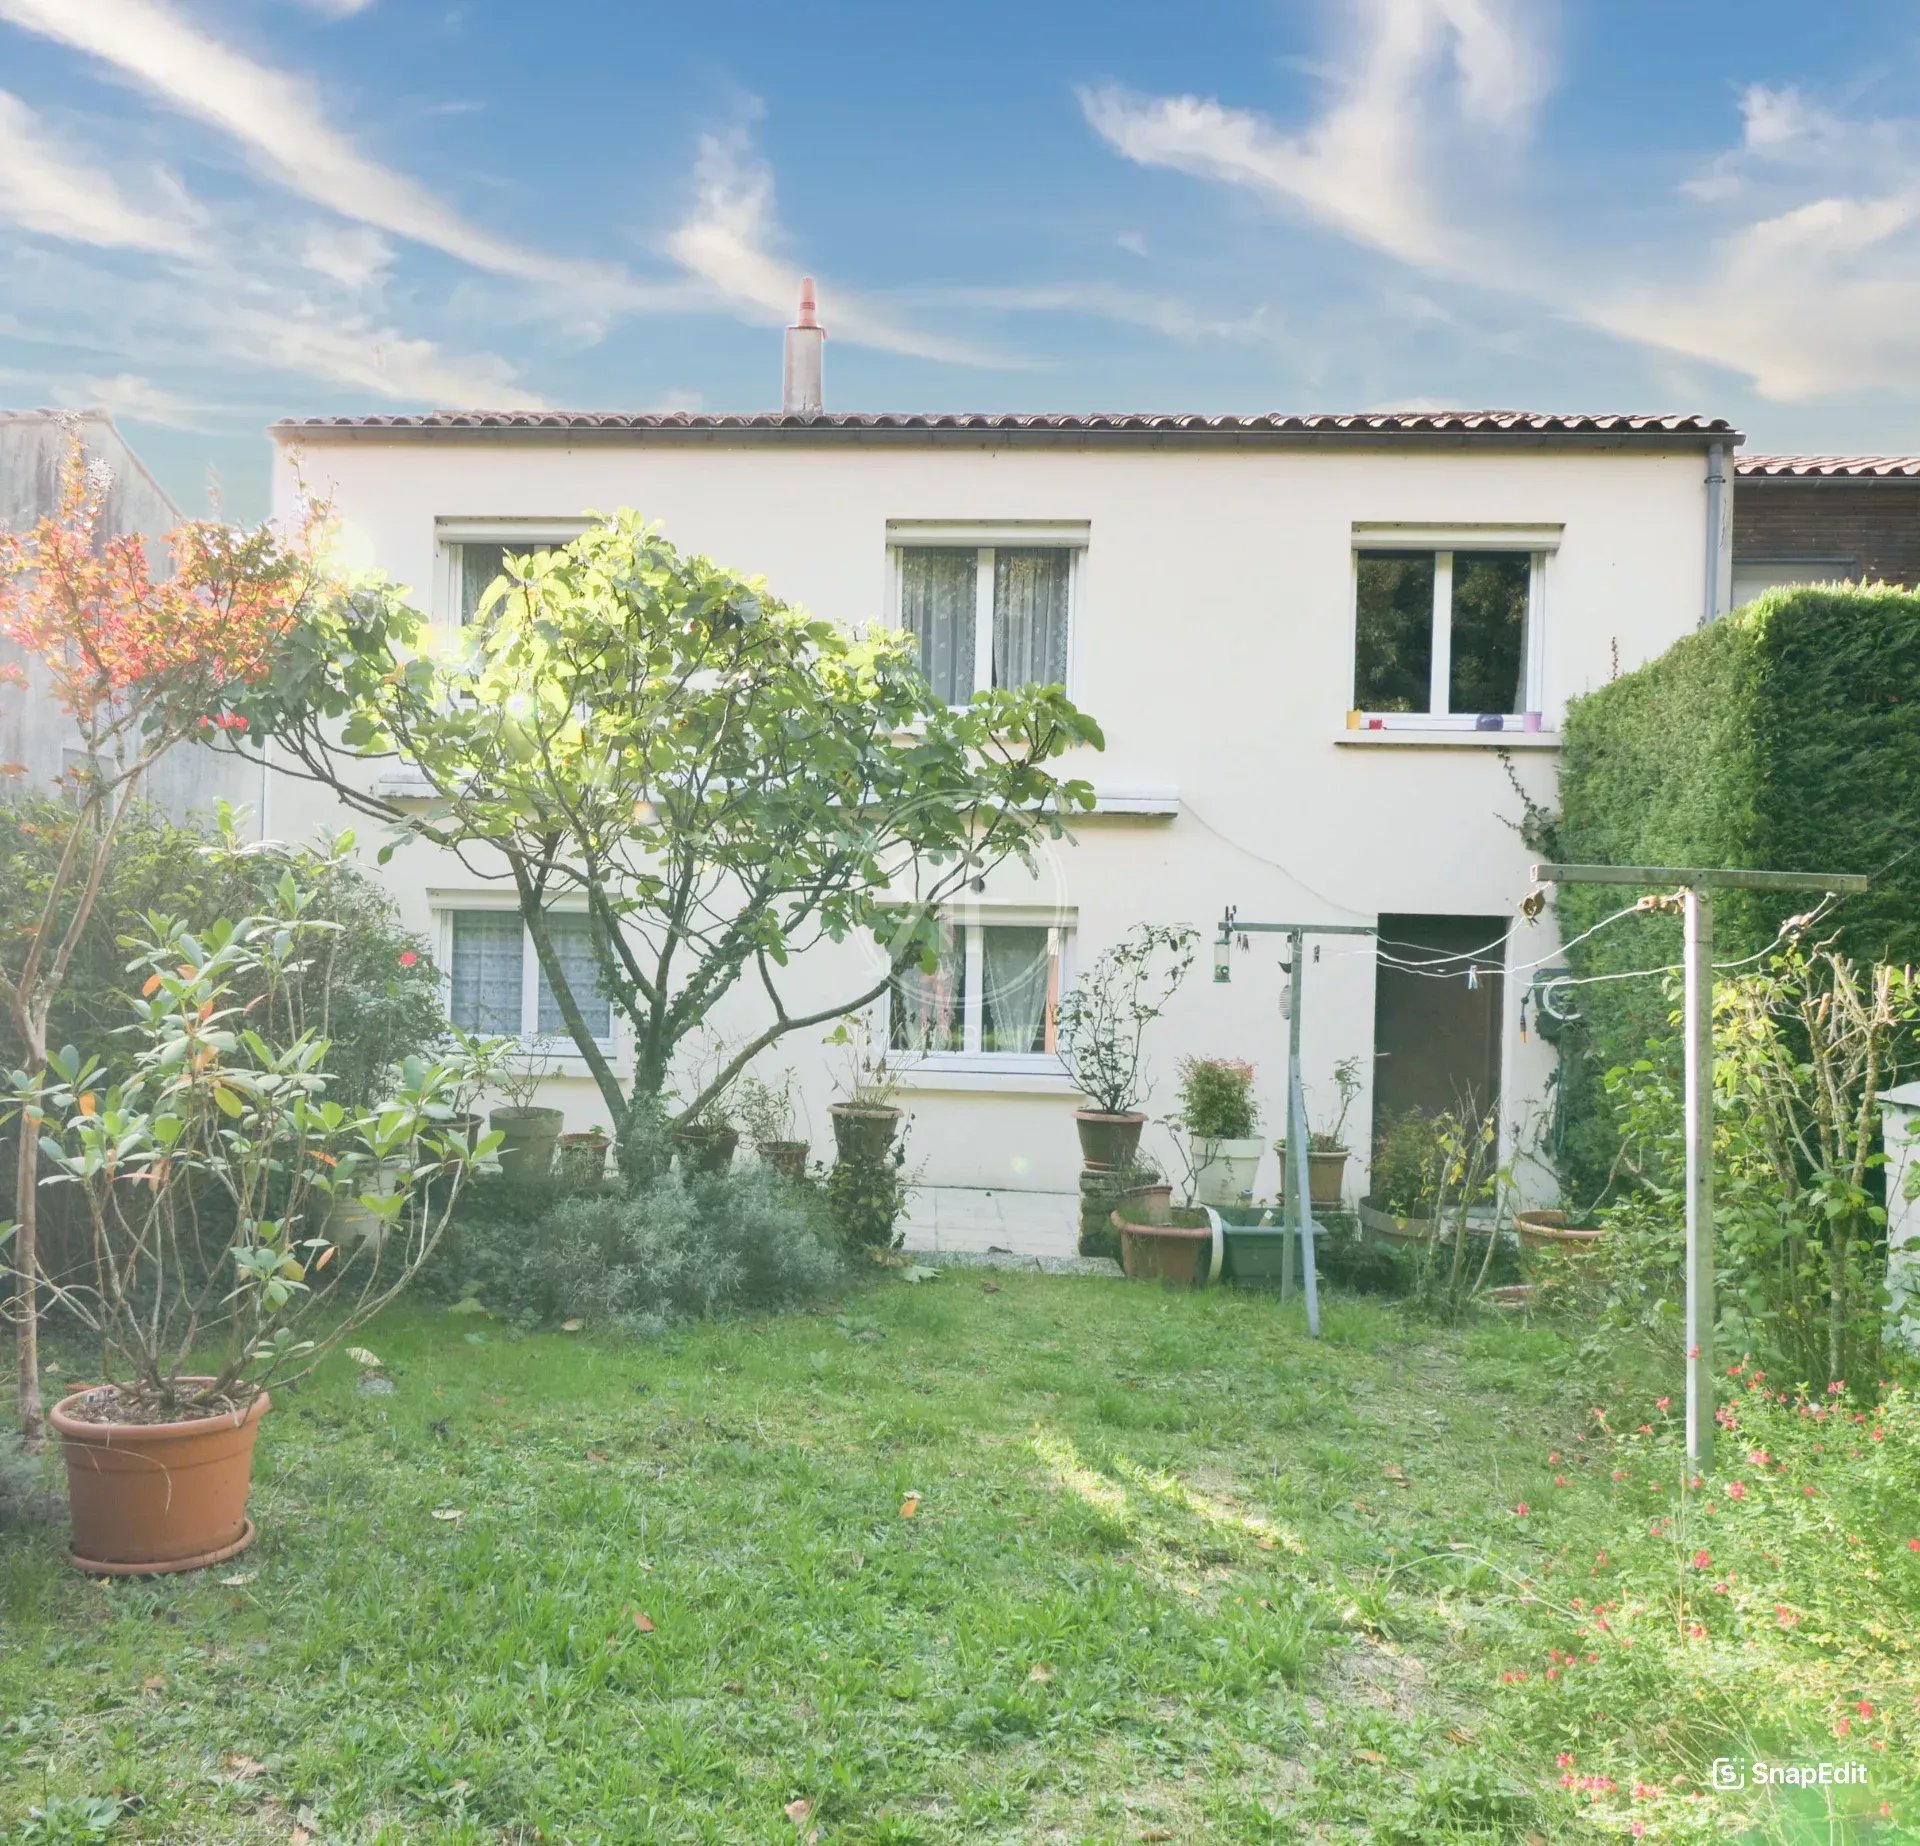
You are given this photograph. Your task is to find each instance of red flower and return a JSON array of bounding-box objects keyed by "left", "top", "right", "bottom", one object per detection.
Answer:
[
  {"left": 1656, "top": 1396, "right": 1670, "bottom": 1412},
  {"left": 1907, "top": 1538, "right": 1920, "bottom": 1552},
  {"left": 1858, "top": 1701, "right": 1875, "bottom": 1719},
  {"left": 1514, "top": 1502, "right": 1530, "bottom": 1517},
  {"left": 1727, "top": 1482, "right": 1747, "bottom": 1501},
  {"left": 398, "top": 950, "right": 418, "bottom": 968},
  {"left": 1692, "top": 1549, "right": 1711, "bottom": 1569}
]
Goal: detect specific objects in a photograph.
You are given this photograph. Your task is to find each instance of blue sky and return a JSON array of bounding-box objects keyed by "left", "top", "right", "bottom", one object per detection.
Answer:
[{"left": 4, "top": 0, "right": 1920, "bottom": 519}]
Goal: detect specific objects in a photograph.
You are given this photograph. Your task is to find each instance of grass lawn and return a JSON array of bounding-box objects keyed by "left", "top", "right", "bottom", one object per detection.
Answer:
[{"left": 4, "top": 1275, "right": 1916, "bottom": 1844}]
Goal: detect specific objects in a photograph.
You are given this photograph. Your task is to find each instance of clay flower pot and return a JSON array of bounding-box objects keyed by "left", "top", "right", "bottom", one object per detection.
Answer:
[
  {"left": 50, "top": 1380, "right": 268, "bottom": 1577},
  {"left": 492, "top": 1105, "right": 563, "bottom": 1183},
  {"left": 672, "top": 1123, "right": 740, "bottom": 1176},
  {"left": 1111, "top": 1199, "right": 1217, "bottom": 1287},
  {"left": 829, "top": 1103, "right": 902, "bottom": 1165},
  {"left": 1275, "top": 1144, "right": 1351, "bottom": 1210},
  {"left": 556, "top": 1130, "right": 610, "bottom": 1192},
  {"left": 756, "top": 1139, "right": 810, "bottom": 1182},
  {"left": 1073, "top": 1109, "right": 1146, "bottom": 1171}
]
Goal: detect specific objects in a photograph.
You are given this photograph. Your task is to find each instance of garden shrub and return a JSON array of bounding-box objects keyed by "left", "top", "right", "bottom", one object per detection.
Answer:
[
  {"left": 1550, "top": 584, "right": 1920, "bottom": 1195},
  {"left": 0, "top": 800, "right": 447, "bottom": 1292},
  {"left": 522, "top": 1165, "right": 845, "bottom": 1334}
]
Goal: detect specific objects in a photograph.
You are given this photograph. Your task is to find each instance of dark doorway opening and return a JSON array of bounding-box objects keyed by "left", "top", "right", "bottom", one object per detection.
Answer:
[{"left": 1372, "top": 914, "right": 1506, "bottom": 1149}]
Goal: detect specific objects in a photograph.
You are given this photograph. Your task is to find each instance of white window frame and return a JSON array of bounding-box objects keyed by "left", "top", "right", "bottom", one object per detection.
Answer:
[
  {"left": 885, "top": 909, "right": 1074, "bottom": 1078},
  {"left": 435, "top": 519, "right": 591, "bottom": 627},
  {"left": 1350, "top": 526, "right": 1557, "bottom": 731},
  {"left": 887, "top": 522, "right": 1087, "bottom": 706},
  {"left": 432, "top": 892, "right": 620, "bottom": 1066}
]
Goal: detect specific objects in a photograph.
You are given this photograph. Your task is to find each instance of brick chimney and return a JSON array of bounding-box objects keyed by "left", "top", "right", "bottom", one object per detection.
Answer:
[{"left": 782, "top": 277, "right": 824, "bottom": 416}]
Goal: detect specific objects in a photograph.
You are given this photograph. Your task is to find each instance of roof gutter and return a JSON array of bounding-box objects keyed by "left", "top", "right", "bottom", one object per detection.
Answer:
[{"left": 269, "top": 423, "right": 1739, "bottom": 454}]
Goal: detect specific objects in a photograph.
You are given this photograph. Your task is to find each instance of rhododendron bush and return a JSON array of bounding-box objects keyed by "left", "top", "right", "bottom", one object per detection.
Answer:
[{"left": 0, "top": 429, "right": 321, "bottom": 1443}]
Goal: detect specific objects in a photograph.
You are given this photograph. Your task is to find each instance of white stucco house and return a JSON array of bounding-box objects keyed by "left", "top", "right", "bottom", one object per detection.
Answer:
[{"left": 265, "top": 309, "right": 1740, "bottom": 1220}]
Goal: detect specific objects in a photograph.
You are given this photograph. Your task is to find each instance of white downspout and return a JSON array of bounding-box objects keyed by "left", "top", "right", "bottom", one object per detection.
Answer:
[{"left": 1702, "top": 442, "right": 1730, "bottom": 625}]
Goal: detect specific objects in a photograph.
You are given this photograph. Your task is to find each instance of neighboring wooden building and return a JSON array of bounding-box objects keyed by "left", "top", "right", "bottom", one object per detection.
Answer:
[{"left": 1734, "top": 455, "right": 1920, "bottom": 601}]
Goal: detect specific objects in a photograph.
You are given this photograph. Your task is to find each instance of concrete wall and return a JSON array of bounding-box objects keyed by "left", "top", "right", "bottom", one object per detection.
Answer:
[
  {"left": 1733, "top": 477, "right": 1920, "bottom": 594},
  {"left": 0, "top": 411, "right": 261, "bottom": 829},
  {"left": 266, "top": 432, "right": 1718, "bottom": 1203}
]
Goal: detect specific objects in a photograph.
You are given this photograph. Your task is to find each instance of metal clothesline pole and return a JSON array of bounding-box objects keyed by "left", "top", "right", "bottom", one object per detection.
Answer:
[
  {"left": 1215, "top": 912, "right": 1377, "bottom": 1338},
  {"left": 1530, "top": 863, "right": 1869, "bottom": 1469}
]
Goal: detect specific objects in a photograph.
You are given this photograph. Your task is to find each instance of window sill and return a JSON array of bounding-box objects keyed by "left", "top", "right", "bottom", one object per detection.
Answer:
[
  {"left": 1334, "top": 729, "right": 1561, "bottom": 750},
  {"left": 894, "top": 1061, "right": 1077, "bottom": 1096}
]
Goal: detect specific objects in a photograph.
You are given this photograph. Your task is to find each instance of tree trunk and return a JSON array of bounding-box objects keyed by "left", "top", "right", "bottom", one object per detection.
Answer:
[{"left": 13, "top": 1112, "right": 43, "bottom": 1449}]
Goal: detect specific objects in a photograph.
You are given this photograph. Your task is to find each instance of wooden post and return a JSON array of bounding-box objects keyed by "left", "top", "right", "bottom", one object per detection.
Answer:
[{"left": 1530, "top": 863, "right": 1869, "bottom": 1469}]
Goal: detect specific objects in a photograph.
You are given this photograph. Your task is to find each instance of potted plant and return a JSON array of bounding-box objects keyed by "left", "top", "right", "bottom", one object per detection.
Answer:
[
  {"left": 1110, "top": 1183, "right": 1217, "bottom": 1287},
  {"left": 825, "top": 1014, "right": 906, "bottom": 1164},
  {"left": 1056, "top": 923, "right": 1197, "bottom": 1169},
  {"left": 737, "top": 1069, "right": 809, "bottom": 1181},
  {"left": 4, "top": 895, "right": 492, "bottom": 1575},
  {"left": 1276, "top": 1057, "right": 1363, "bottom": 1210},
  {"left": 489, "top": 1038, "right": 563, "bottom": 1183},
  {"left": 1179, "top": 1056, "right": 1263, "bottom": 1207},
  {"left": 556, "top": 1128, "right": 611, "bottom": 1192},
  {"left": 671, "top": 1096, "right": 739, "bottom": 1176}
]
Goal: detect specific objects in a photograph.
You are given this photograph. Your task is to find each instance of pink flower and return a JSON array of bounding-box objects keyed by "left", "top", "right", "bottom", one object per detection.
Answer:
[
  {"left": 1907, "top": 1539, "right": 1920, "bottom": 1552},
  {"left": 398, "top": 950, "right": 418, "bottom": 968},
  {"left": 1688, "top": 1623, "right": 1706, "bottom": 1639},
  {"left": 1727, "top": 1482, "right": 1747, "bottom": 1501},
  {"left": 1858, "top": 1701, "right": 1875, "bottom": 1719},
  {"left": 1557, "top": 1753, "right": 1575, "bottom": 1769},
  {"left": 1515, "top": 1502, "right": 1530, "bottom": 1517},
  {"left": 1692, "top": 1550, "right": 1711, "bottom": 1569},
  {"left": 1656, "top": 1396, "right": 1671, "bottom": 1412}
]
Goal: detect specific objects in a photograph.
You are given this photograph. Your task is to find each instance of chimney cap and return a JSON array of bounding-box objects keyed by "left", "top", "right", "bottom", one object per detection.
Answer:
[{"left": 792, "top": 276, "right": 821, "bottom": 332}]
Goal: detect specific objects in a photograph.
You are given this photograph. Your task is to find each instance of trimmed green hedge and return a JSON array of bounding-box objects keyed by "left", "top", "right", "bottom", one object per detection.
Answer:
[{"left": 1551, "top": 584, "right": 1920, "bottom": 1195}]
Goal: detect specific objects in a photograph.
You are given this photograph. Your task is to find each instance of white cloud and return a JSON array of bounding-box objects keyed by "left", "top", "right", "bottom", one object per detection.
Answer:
[
  {"left": 285, "top": 0, "right": 377, "bottom": 16},
  {"left": 1080, "top": 0, "right": 1548, "bottom": 279},
  {"left": 0, "top": 0, "right": 606, "bottom": 287},
  {"left": 70, "top": 371, "right": 219, "bottom": 427},
  {"left": 664, "top": 126, "right": 1027, "bottom": 368},
  {"left": 0, "top": 89, "right": 201, "bottom": 253},
  {"left": 299, "top": 222, "right": 395, "bottom": 289},
  {"left": 1082, "top": 0, "right": 1920, "bottom": 404}
]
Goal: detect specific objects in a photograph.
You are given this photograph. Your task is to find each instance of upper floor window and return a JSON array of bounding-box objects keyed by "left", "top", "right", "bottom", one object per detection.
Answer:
[
  {"left": 888, "top": 917, "right": 1067, "bottom": 1065},
  {"left": 888, "top": 524, "right": 1084, "bottom": 704},
  {"left": 1352, "top": 536, "right": 1549, "bottom": 727},
  {"left": 445, "top": 906, "right": 612, "bottom": 1047},
  {"left": 436, "top": 522, "right": 586, "bottom": 626}
]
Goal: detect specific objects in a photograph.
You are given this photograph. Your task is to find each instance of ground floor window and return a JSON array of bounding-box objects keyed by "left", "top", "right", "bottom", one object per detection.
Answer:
[
  {"left": 445, "top": 908, "right": 612, "bottom": 1045},
  {"left": 890, "top": 919, "right": 1066, "bottom": 1060}
]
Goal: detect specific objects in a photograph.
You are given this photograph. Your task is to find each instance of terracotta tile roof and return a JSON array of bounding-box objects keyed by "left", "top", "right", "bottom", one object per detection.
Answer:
[
  {"left": 1738, "top": 455, "right": 1920, "bottom": 478},
  {"left": 272, "top": 408, "right": 1739, "bottom": 443}
]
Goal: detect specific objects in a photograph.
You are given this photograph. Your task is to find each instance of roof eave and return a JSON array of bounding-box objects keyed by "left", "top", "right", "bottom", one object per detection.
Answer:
[{"left": 270, "top": 421, "right": 1742, "bottom": 452}]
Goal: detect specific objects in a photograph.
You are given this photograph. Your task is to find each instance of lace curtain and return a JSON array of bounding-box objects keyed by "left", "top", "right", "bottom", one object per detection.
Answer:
[
  {"left": 993, "top": 550, "right": 1069, "bottom": 690},
  {"left": 536, "top": 913, "right": 611, "bottom": 1038},
  {"left": 982, "top": 926, "right": 1053, "bottom": 1054},
  {"left": 450, "top": 912, "right": 522, "bottom": 1034},
  {"left": 899, "top": 549, "right": 977, "bottom": 705}
]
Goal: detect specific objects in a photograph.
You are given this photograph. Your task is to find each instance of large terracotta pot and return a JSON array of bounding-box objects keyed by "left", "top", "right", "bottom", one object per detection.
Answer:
[
  {"left": 50, "top": 1380, "right": 268, "bottom": 1577},
  {"left": 1112, "top": 1202, "right": 1217, "bottom": 1286},
  {"left": 672, "top": 1124, "right": 740, "bottom": 1176},
  {"left": 829, "top": 1104, "right": 901, "bottom": 1165},
  {"left": 1073, "top": 1109, "right": 1146, "bottom": 1171},
  {"left": 756, "top": 1139, "right": 810, "bottom": 1183},
  {"left": 556, "top": 1130, "right": 610, "bottom": 1192},
  {"left": 492, "top": 1106, "right": 562, "bottom": 1183}
]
